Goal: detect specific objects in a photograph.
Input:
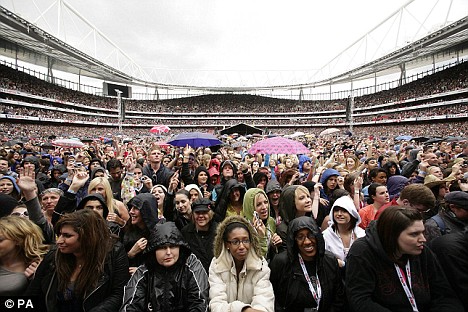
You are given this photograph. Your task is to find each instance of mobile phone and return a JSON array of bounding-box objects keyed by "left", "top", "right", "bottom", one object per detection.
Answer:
[{"left": 253, "top": 211, "right": 260, "bottom": 222}]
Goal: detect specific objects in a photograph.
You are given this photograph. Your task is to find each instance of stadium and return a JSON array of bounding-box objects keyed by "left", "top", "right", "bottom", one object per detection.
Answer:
[{"left": 0, "top": 0, "right": 467, "bottom": 140}]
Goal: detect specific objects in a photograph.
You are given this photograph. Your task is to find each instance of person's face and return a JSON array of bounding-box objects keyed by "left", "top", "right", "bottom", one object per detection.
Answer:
[
  {"left": 252, "top": 162, "right": 259, "bottom": 171},
  {"left": 10, "top": 207, "right": 29, "bottom": 218},
  {"left": 134, "top": 168, "right": 143, "bottom": 183},
  {"left": 230, "top": 187, "right": 241, "bottom": 203},
  {"left": 302, "top": 161, "right": 311, "bottom": 172},
  {"left": 236, "top": 171, "right": 245, "bottom": 183},
  {"left": 428, "top": 167, "right": 443, "bottom": 179},
  {"left": 0, "top": 180, "right": 14, "bottom": 194},
  {"left": 285, "top": 158, "right": 293, "bottom": 169},
  {"left": 367, "top": 159, "right": 378, "bottom": 170},
  {"left": 257, "top": 177, "right": 267, "bottom": 188},
  {"left": 148, "top": 150, "right": 163, "bottom": 163},
  {"left": 295, "top": 188, "right": 312, "bottom": 215},
  {"left": 425, "top": 153, "right": 440, "bottom": 166},
  {"left": 194, "top": 210, "right": 210, "bottom": 229},
  {"left": 152, "top": 187, "right": 166, "bottom": 206},
  {"left": 225, "top": 227, "right": 250, "bottom": 263},
  {"left": 89, "top": 161, "right": 101, "bottom": 171},
  {"left": 0, "top": 231, "right": 18, "bottom": 259},
  {"left": 83, "top": 199, "right": 104, "bottom": 217},
  {"left": 155, "top": 245, "right": 180, "bottom": 268},
  {"left": 129, "top": 207, "right": 143, "bottom": 226},
  {"left": 197, "top": 171, "right": 208, "bottom": 185},
  {"left": 326, "top": 176, "right": 338, "bottom": 190},
  {"left": 269, "top": 159, "right": 276, "bottom": 167},
  {"left": 389, "top": 165, "right": 397, "bottom": 175},
  {"left": 56, "top": 225, "right": 81, "bottom": 255},
  {"left": 333, "top": 207, "right": 351, "bottom": 225},
  {"left": 109, "top": 167, "right": 123, "bottom": 181},
  {"left": 255, "top": 193, "right": 269, "bottom": 220},
  {"left": 162, "top": 157, "right": 171, "bottom": 166},
  {"left": 0, "top": 160, "right": 9, "bottom": 173},
  {"left": 397, "top": 220, "right": 426, "bottom": 257},
  {"left": 188, "top": 189, "right": 199, "bottom": 203},
  {"left": 222, "top": 164, "right": 233, "bottom": 179},
  {"left": 295, "top": 228, "right": 317, "bottom": 261},
  {"left": 346, "top": 157, "right": 355, "bottom": 169},
  {"left": 268, "top": 190, "right": 281, "bottom": 207},
  {"left": 41, "top": 192, "right": 61, "bottom": 211},
  {"left": 454, "top": 145, "right": 462, "bottom": 153},
  {"left": 175, "top": 194, "right": 191, "bottom": 215},
  {"left": 210, "top": 175, "right": 219, "bottom": 185},
  {"left": 82, "top": 157, "right": 90, "bottom": 167},
  {"left": 372, "top": 186, "right": 389, "bottom": 205},
  {"left": 373, "top": 172, "right": 387, "bottom": 185},
  {"left": 90, "top": 183, "right": 107, "bottom": 199},
  {"left": 437, "top": 184, "right": 449, "bottom": 199}
]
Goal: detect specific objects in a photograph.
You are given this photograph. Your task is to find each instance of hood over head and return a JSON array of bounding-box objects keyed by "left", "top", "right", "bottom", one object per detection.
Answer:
[
  {"left": 0, "top": 175, "right": 20, "bottom": 194},
  {"left": 145, "top": 221, "right": 190, "bottom": 253},
  {"left": 278, "top": 185, "right": 310, "bottom": 225},
  {"left": 328, "top": 195, "right": 361, "bottom": 227},
  {"left": 184, "top": 184, "right": 203, "bottom": 199},
  {"left": 319, "top": 168, "right": 341, "bottom": 184},
  {"left": 298, "top": 155, "right": 311, "bottom": 173},
  {"left": 77, "top": 193, "right": 109, "bottom": 218},
  {"left": 242, "top": 188, "right": 269, "bottom": 224},
  {"left": 265, "top": 179, "right": 282, "bottom": 194},
  {"left": 386, "top": 175, "right": 409, "bottom": 200},
  {"left": 194, "top": 166, "right": 210, "bottom": 185},
  {"left": 0, "top": 193, "right": 18, "bottom": 217},
  {"left": 224, "top": 178, "right": 246, "bottom": 201},
  {"left": 253, "top": 171, "right": 268, "bottom": 186},
  {"left": 220, "top": 160, "right": 238, "bottom": 180},
  {"left": 287, "top": 216, "right": 325, "bottom": 260},
  {"left": 128, "top": 193, "right": 159, "bottom": 230},
  {"left": 90, "top": 166, "right": 106, "bottom": 180}
]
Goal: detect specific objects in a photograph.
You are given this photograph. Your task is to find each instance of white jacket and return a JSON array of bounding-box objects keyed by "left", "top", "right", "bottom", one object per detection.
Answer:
[
  {"left": 208, "top": 247, "right": 274, "bottom": 312},
  {"left": 322, "top": 196, "right": 365, "bottom": 262}
]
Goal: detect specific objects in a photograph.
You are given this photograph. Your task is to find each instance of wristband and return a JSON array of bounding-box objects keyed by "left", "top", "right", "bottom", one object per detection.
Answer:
[{"left": 67, "top": 189, "right": 77, "bottom": 195}]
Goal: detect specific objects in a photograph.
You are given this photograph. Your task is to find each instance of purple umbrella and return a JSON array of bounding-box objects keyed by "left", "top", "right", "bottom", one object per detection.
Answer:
[{"left": 167, "top": 132, "right": 223, "bottom": 148}]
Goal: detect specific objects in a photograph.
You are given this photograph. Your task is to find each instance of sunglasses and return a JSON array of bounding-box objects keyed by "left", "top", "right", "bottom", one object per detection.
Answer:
[{"left": 11, "top": 211, "right": 29, "bottom": 217}]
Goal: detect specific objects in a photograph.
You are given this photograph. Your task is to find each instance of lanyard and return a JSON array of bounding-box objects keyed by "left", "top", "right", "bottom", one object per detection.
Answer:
[
  {"left": 394, "top": 261, "right": 419, "bottom": 312},
  {"left": 298, "top": 254, "right": 321, "bottom": 309}
]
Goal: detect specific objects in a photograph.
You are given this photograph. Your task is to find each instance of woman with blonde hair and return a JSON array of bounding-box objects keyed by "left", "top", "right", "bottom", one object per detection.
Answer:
[
  {"left": 88, "top": 177, "right": 129, "bottom": 228},
  {"left": 0, "top": 216, "right": 49, "bottom": 295}
]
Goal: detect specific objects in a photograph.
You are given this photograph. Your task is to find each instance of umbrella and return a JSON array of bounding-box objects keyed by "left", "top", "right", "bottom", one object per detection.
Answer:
[
  {"left": 167, "top": 132, "right": 223, "bottom": 148},
  {"left": 248, "top": 137, "right": 310, "bottom": 155},
  {"left": 150, "top": 125, "right": 171, "bottom": 134},
  {"left": 443, "top": 136, "right": 466, "bottom": 142},
  {"left": 319, "top": 128, "right": 340, "bottom": 136},
  {"left": 154, "top": 141, "right": 171, "bottom": 149},
  {"left": 52, "top": 138, "right": 85, "bottom": 148},
  {"left": 395, "top": 135, "right": 413, "bottom": 141},
  {"left": 425, "top": 137, "right": 444, "bottom": 144}
]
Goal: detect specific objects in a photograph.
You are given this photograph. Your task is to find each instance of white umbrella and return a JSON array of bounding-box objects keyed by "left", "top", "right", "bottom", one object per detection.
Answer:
[{"left": 319, "top": 128, "right": 341, "bottom": 136}]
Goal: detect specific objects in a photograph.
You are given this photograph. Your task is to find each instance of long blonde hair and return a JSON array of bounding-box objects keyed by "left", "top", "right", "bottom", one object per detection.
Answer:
[
  {"left": 88, "top": 177, "right": 116, "bottom": 214},
  {"left": 0, "top": 216, "right": 49, "bottom": 265}
]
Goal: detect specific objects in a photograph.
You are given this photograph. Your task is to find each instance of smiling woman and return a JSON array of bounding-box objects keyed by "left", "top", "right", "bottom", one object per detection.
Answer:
[{"left": 346, "top": 206, "right": 464, "bottom": 311}]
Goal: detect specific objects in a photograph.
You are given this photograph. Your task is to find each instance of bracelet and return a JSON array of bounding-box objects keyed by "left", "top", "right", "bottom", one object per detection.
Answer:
[{"left": 354, "top": 191, "right": 360, "bottom": 194}]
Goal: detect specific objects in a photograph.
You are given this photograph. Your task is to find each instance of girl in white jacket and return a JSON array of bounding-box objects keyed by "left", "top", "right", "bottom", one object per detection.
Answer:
[
  {"left": 209, "top": 215, "right": 274, "bottom": 312},
  {"left": 322, "top": 195, "right": 365, "bottom": 268}
]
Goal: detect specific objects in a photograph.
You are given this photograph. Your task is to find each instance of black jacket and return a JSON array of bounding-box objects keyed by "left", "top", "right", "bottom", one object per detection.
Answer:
[
  {"left": 142, "top": 163, "right": 173, "bottom": 189},
  {"left": 26, "top": 243, "right": 129, "bottom": 312},
  {"left": 269, "top": 216, "right": 346, "bottom": 312},
  {"left": 213, "top": 178, "right": 246, "bottom": 222},
  {"left": 181, "top": 220, "right": 218, "bottom": 273},
  {"left": 346, "top": 222, "right": 463, "bottom": 312},
  {"left": 429, "top": 229, "right": 468, "bottom": 311},
  {"left": 120, "top": 222, "right": 209, "bottom": 312}
]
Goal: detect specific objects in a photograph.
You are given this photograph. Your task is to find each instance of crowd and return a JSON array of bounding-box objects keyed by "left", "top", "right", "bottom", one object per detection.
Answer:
[{"left": 0, "top": 130, "right": 467, "bottom": 311}]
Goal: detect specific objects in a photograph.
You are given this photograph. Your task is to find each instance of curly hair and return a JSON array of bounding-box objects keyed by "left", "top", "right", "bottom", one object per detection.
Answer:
[{"left": 0, "top": 216, "right": 48, "bottom": 265}]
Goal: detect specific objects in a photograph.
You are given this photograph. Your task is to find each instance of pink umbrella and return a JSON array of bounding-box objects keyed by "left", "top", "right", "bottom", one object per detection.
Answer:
[
  {"left": 248, "top": 136, "right": 310, "bottom": 154},
  {"left": 150, "top": 125, "right": 171, "bottom": 134},
  {"left": 52, "top": 138, "right": 85, "bottom": 148}
]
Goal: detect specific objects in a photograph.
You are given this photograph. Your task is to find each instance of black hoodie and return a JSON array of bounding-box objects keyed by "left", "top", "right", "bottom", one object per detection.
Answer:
[
  {"left": 213, "top": 178, "right": 246, "bottom": 222},
  {"left": 123, "top": 193, "right": 159, "bottom": 267},
  {"left": 269, "top": 216, "right": 345, "bottom": 311},
  {"left": 346, "top": 222, "right": 463, "bottom": 311}
]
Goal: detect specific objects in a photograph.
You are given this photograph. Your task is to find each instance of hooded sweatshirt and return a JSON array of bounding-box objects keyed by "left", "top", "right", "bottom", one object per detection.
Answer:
[
  {"left": 346, "top": 222, "right": 463, "bottom": 311},
  {"left": 123, "top": 193, "right": 159, "bottom": 267},
  {"left": 242, "top": 188, "right": 277, "bottom": 258},
  {"left": 322, "top": 196, "right": 365, "bottom": 262},
  {"left": 319, "top": 168, "right": 341, "bottom": 201},
  {"left": 214, "top": 178, "right": 246, "bottom": 222},
  {"left": 269, "top": 216, "right": 345, "bottom": 312}
]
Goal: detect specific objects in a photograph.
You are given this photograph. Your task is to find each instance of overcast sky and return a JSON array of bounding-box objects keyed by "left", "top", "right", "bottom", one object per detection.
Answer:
[{"left": 1, "top": 0, "right": 467, "bottom": 87}]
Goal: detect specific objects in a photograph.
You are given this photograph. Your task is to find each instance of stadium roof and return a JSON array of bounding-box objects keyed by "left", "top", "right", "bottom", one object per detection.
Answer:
[{"left": 0, "top": 2, "right": 467, "bottom": 91}]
